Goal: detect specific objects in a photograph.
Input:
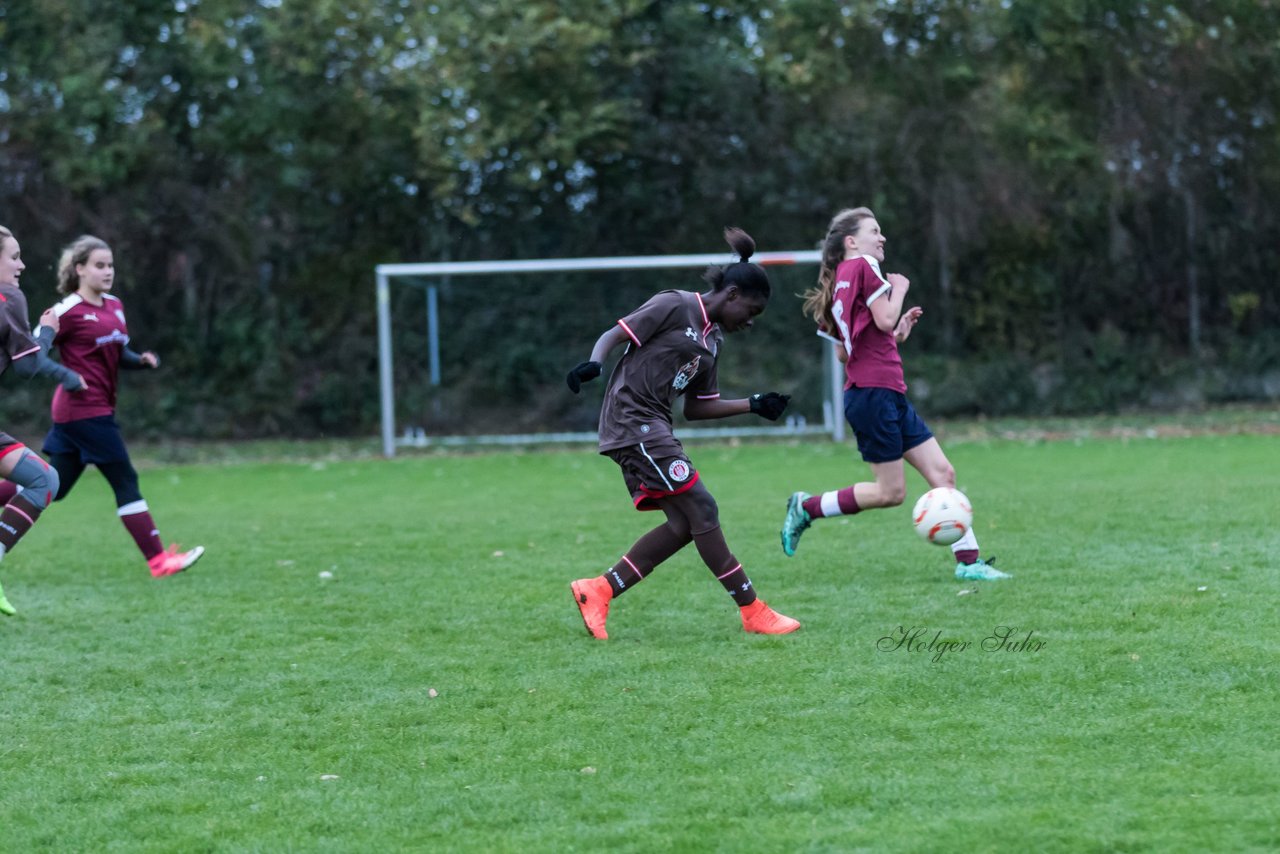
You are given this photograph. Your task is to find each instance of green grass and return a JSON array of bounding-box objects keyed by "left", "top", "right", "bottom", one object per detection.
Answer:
[{"left": 2, "top": 427, "right": 1278, "bottom": 851}]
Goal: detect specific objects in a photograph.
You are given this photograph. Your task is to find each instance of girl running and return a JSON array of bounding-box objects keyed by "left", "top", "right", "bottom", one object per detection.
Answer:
[
  {"left": 566, "top": 227, "right": 801, "bottom": 638},
  {"left": 0, "top": 225, "right": 86, "bottom": 615},
  {"left": 0, "top": 235, "right": 205, "bottom": 579},
  {"left": 779, "top": 208, "right": 1009, "bottom": 581}
]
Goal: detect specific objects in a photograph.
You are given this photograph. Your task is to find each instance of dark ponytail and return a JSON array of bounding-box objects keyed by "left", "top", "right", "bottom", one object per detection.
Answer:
[{"left": 702, "top": 226, "right": 771, "bottom": 298}]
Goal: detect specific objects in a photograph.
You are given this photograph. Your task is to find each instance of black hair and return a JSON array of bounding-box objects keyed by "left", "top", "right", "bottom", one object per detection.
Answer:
[{"left": 702, "top": 226, "right": 771, "bottom": 299}]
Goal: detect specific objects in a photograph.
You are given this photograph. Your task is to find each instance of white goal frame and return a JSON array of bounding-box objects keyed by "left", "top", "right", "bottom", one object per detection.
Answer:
[{"left": 375, "top": 249, "right": 845, "bottom": 457}]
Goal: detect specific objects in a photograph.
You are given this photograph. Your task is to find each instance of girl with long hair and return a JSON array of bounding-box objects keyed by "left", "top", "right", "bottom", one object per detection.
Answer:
[{"left": 780, "top": 208, "right": 1008, "bottom": 581}]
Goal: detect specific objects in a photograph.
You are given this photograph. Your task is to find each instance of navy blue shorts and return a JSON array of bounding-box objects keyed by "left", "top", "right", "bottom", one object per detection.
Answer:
[
  {"left": 42, "top": 415, "right": 132, "bottom": 465},
  {"left": 844, "top": 387, "right": 934, "bottom": 464}
]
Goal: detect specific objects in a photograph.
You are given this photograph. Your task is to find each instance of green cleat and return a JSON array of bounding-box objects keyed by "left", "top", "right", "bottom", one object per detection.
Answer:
[
  {"left": 781, "top": 491, "right": 812, "bottom": 557},
  {"left": 0, "top": 580, "right": 15, "bottom": 617},
  {"left": 955, "top": 557, "right": 1011, "bottom": 581}
]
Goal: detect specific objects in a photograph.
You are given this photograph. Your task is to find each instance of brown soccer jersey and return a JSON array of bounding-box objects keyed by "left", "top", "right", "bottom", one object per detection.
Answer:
[
  {"left": 0, "top": 283, "right": 41, "bottom": 378},
  {"left": 598, "top": 290, "right": 724, "bottom": 452}
]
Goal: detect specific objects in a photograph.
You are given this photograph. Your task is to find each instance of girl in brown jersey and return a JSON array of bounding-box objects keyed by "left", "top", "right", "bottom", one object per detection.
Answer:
[{"left": 565, "top": 227, "right": 800, "bottom": 639}]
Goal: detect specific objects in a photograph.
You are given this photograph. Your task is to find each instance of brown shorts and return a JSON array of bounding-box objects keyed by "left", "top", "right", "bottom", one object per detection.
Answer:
[{"left": 605, "top": 436, "right": 700, "bottom": 511}]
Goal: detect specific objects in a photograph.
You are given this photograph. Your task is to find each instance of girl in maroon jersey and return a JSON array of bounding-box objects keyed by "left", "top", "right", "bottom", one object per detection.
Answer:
[
  {"left": 779, "top": 207, "right": 1009, "bottom": 581},
  {"left": 565, "top": 227, "right": 801, "bottom": 638},
  {"left": 0, "top": 235, "right": 204, "bottom": 578},
  {"left": 0, "top": 225, "right": 88, "bottom": 615}
]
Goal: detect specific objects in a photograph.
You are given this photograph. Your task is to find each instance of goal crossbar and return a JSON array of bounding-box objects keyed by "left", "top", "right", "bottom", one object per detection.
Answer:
[{"left": 375, "top": 249, "right": 844, "bottom": 456}]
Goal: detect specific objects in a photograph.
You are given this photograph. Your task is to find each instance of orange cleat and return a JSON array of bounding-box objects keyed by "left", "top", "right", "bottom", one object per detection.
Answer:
[
  {"left": 740, "top": 599, "right": 801, "bottom": 635},
  {"left": 570, "top": 576, "right": 612, "bottom": 640},
  {"left": 147, "top": 544, "right": 205, "bottom": 578}
]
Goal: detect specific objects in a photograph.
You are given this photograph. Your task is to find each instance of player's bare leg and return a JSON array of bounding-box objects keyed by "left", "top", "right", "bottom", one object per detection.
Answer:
[
  {"left": 783, "top": 460, "right": 906, "bottom": 556},
  {"left": 904, "top": 440, "right": 1009, "bottom": 580}
]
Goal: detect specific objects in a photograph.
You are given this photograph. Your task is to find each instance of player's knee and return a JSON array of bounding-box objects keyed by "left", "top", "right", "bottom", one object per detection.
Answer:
[
  {"left": 936, "top": 465, "right": 956, "bottom": 488},
  {"left": 43, "top": 466, "right": 60, "bottom": 507},
  {"left": 884, "top": 483, "right": 908, "bottom": 507},
  {"left": 10, "top": 452, "right": 58, "bottom": 510},
  {"left": 112, "top": 481, "right": 143, "bottom": 507},
  {"left": 673, "top": 488, "right": 719, "bottom": 534},
  {"left": 689, "top": 493, "right": 719, "bottom": 531},
  {"left": 104, "top": 465, "right": 142, "bottom": 506},
  {"left": 665, "top": 516, "right": 692, "bottom": 542}
]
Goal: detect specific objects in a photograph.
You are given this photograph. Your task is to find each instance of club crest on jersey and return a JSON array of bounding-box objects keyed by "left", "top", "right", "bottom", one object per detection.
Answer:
[
  {"left": 668, "top": 459, "right": 692, "bottom": 482},
  {"left": 672, "top": 355, "right": 701, "bottom": 391},
  {"left": 684, "top": 326, "right": 698, "bottom": 341}
]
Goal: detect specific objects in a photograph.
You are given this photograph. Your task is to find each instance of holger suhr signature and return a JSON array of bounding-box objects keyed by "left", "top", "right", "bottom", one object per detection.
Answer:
[{"left": 877, "top": 626, "right": 1046, "bottom": 663}]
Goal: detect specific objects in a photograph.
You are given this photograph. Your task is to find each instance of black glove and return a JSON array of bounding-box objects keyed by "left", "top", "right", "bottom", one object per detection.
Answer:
[
  {"left": 566, "top": 360, "right": 602, "bottom": 393},
  {"left": 749, "top": 392, "right": 790, "bottom": 421}
]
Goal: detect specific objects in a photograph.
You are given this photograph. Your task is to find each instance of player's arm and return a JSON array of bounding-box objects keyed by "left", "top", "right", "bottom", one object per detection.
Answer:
[
  {"left": 684, "top": 392, "right": 789, "bottom": 421},
  {"left": 683, "top": 395, "right": 748, "bottom": 420},
  {"left": 566, "top": 324, "right": 630, "bottom": 393},
  {"left": 869, "top": 272, "right": 909, "bottom": 333},
  {"left": 588, "top": 324, "right": 630, "bottom": 364},
  {"left": 10, "top": 320, "right": 86, "bottom": 390},
  {"left": 894, "top": 307, "right": 923, "bottom": 344},
  {"left": 121, "top": 346, "right": 160, "bottom": 369}
]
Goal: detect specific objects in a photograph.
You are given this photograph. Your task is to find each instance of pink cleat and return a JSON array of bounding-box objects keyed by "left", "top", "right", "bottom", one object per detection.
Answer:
[
  {"left": 570, "top": 576, "right": 612, "bottom": 639},
  {"left": 740, "top": 599, "right": 801, "bottom": 635},
  {"left": 147, "top": 544, "right": 205, "bottom": 578}
]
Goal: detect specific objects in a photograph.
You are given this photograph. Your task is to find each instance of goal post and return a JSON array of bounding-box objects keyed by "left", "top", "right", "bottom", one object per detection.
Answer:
[{"left": 375, "top": 249, "right": 846, "bottom": 457}]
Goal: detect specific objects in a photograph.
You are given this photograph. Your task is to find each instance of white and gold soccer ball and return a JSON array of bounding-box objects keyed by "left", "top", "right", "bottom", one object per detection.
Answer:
[{"left": 911, "top": 487, "right": 973, "bottom": 546}]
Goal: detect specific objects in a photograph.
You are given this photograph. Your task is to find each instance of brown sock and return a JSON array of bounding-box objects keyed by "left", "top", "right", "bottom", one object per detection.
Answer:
[
  {"left": 604, "top": 522, "right": 692, "bottom": 597},
  {"left": 691, "top": 526, "right": 757, "bottom": 606}
]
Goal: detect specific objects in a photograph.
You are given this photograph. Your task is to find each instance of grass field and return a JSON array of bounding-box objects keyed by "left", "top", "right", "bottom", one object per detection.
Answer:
[{"left": 2, "top": 421, "right": 1278, "bottom": 851}]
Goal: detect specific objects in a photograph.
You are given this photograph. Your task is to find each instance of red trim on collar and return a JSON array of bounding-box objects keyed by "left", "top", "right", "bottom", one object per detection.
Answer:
[{"left": 694, "top": 292, "right": 713, "bottom": 340}]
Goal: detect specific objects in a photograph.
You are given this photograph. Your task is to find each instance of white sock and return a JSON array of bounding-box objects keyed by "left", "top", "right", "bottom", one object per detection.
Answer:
[{"left": 950, "top": 529, "right": 979, "bottom": 557}]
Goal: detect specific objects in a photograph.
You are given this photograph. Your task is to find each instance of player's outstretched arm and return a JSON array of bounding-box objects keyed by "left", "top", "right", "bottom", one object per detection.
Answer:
[{"left": 684, "top": 392, "right": 789, "bottom": 422}]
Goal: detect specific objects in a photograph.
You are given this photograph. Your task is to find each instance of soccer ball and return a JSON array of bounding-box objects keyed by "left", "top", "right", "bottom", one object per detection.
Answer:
[{"left": 911, "top": 487, "right": 972, "bottom": 546}]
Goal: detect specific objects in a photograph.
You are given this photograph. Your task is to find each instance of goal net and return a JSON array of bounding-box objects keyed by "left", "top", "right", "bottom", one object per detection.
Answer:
[{"left": 375, "top": 249, "right": 845, "bottom": 456}]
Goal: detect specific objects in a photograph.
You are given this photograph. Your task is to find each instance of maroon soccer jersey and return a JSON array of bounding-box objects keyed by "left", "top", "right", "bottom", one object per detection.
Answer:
[
  {"left": 50, "top": 293, "right": 131, "bottom": 422},
  {"left": 597, "top": 290, "right": 724, "bottom": 452},
  {"left": 0, "top": 283, "right": 41, "bottom": 377},
  {"left": 830, "top": 256, "right": 907, "bottom": 393}
]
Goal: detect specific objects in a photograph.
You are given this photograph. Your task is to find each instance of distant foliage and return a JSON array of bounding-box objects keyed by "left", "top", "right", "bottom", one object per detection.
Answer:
[{"left": 2, "top": 1, "right": 1277, "bottom": 436}]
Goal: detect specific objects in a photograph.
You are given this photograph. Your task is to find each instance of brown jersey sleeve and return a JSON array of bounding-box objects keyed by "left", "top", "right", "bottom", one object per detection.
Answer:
[{"left": 616, "top": 290, "right": 684, "bottom": 348}]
